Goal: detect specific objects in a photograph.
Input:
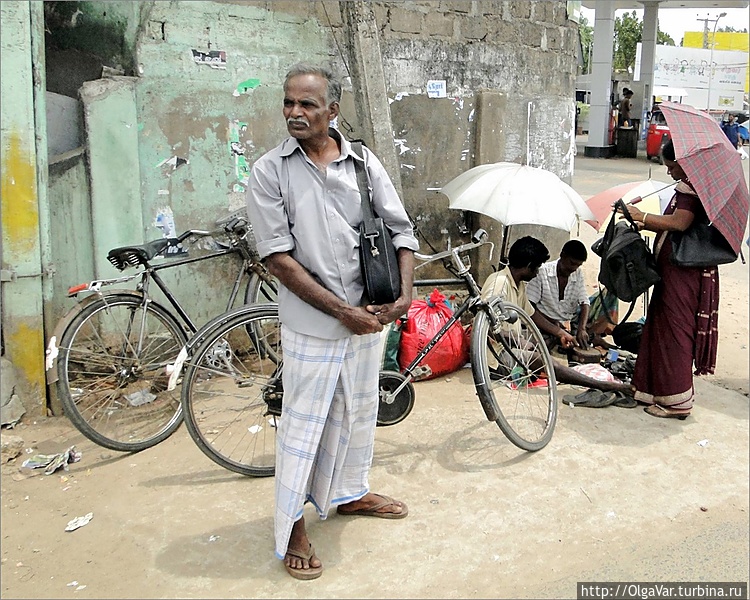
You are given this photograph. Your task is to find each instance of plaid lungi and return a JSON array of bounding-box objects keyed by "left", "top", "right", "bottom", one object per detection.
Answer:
[{"left": 274, "top": 326, "right": 381, "bottom": 559}]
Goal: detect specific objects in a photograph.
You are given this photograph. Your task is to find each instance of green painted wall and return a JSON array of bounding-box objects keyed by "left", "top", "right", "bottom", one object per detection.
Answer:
[
  {"left": 1, "top": 0, "right": 47, "bottom": 414},
  {"left": 80, "top": 76, "right": 144, "bottom": 280},
  {"left": 47, "top": 149, "right": 94, "bottom": 327},
  {"left": 41, "top": 0, "right": 579, "bottom": 330},
  {"left": 131, "top": 1, "right": 335, "bottom": 326}
]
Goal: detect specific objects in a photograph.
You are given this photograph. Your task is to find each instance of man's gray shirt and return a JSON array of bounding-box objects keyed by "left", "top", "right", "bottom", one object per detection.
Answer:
[{"left": 246, "top": 129, "right": 418, "bottom": 339}]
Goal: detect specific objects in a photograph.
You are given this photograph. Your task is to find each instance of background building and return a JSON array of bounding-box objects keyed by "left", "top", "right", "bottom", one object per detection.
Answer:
[{"left": 2, "top": 0, "right": 581, "bottom": 417}]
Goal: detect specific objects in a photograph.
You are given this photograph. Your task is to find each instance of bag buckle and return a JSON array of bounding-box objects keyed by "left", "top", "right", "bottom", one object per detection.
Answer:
[{"left": 366, "top": 232, "right": 380, "bottom": 256}]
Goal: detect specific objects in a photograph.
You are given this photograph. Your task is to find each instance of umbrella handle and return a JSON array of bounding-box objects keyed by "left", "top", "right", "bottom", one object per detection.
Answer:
[
  {"left": 500, "top": 225, "right": 512, "bottom": 264},
  {"left": 621, "top": 181, "right": 676, "bottom": 207}
]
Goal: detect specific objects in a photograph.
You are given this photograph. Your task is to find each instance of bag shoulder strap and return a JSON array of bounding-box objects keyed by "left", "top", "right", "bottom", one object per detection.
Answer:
[
  {"left": 598, "top": 283, "right": 638, "bottom": 327},
  {"left": 600, "top": 199, "right": 634, "bottom": 250},
  {"left": 352, "top": 142, "right": 377, "bottom": 236},
  {"left": 613, "top": 199, "right": 641, "bottom": 232}
]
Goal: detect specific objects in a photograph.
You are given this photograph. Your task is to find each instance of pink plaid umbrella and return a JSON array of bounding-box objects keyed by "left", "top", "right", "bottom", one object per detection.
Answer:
[{"left": 659, "top": 101, "right": 749, "bottom": 254}]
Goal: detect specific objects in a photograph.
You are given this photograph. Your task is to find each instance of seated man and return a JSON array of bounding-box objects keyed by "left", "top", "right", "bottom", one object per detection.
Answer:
[
  {"left": 575, "top": 288, "right": 619, "bottom": 348},
  {"left": 526, "top": 240, "right": 590, "bottom": 350},
  {"left": 481, "top": 236, "right": 632, "bottom": 395}
]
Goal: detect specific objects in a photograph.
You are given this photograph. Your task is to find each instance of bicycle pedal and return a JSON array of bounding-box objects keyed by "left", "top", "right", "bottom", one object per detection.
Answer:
[{"left": 411, "top": 365, "right": 432, "bottom": 379}]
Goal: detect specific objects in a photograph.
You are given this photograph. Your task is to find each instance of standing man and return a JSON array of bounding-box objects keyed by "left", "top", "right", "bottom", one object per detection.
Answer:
[
  {"left": 721, "top": 113, "right": 741, "bottom": 150},
  {"left": 526, "top": 240, "right": 590, "bottom": 350},
  {"left": 618, "top": 88, "right": 634, "bottom": 127},
  {"left": 247, "top": 64, "right": 418, "bottom": 580}
]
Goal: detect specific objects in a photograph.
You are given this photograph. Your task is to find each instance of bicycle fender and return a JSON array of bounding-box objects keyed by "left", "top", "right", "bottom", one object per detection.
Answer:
[{"left": 45, "top": 290, "right": 147, "bottom": 383}]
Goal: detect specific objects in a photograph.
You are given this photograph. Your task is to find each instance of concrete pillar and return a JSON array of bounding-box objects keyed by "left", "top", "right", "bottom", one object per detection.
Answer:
[
  {"left": 31, "top": 0, "right": 52, "bottom": 314},
  {"left": 637, "top": 2, "right": 660, "bottom": 134},
  {"left": 470, "top": 91, "right": 568, "bottom": 279},
  {"left": 341, "top": 1, "right": 403, "bottom": 199},
  {"left": 80, "top": 77, "right": 144, "bottom": 279},
  {"left": 584, "top": 1, "right": 616, "bottom": 158},
  {"left": 0, "top": 0, "right": 47, "bottom": 415}
]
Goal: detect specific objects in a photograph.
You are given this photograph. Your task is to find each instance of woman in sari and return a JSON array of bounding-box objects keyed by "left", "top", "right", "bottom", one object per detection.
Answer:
[{"left": 617, "top": 139, "right": 719, "bottom": 419}]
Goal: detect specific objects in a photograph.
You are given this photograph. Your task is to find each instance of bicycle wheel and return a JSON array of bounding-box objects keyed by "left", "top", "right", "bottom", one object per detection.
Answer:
[
  {"left": 180, "top": 305, "right": 281, "bottom": 476},
  {"left": 57, "top": 294, "right": 187, "bottom": 452},
  {"left": 244, "top": 270, "right": 278, "bottom": 305},
  {"left": 243, "top": 270, "right": 281, "bottom": 363},
  {"left": 470, "top": 302, "right": 558, "bottom": 451}
]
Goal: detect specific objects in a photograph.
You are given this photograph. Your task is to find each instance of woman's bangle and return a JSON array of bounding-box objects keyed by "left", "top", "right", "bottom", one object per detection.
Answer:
[{"left": 642, "top": 213, "right": 648, "bottom": 227}]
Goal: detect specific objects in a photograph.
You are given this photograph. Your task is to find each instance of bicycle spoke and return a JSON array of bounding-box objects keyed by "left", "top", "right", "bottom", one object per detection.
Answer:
[
  {"left": 471, "top": 303, "right": 557, "bottom": 451},
  {"left": 182, "top": 306, "right": 281, "bottom": 476},
  {"left": 58, "top": 297, "right": 186, "bottom": 452}
]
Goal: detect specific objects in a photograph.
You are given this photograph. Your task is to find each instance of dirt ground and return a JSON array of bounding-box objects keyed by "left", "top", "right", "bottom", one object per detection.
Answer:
[{"left": 1, "top": 151, "right": 748, "bottom": 599}]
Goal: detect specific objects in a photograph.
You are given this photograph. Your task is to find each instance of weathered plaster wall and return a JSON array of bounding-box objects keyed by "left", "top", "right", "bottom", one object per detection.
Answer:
[
  {"left": 43, "top": 0, "right": 579, "bottom": 325},
  {"left": 360, "top": 1, "right": 579, "bottom": 270},
  {"left": 1, "top": 0, "right": 47, "bottom": 415},
  {"left": 46, "top": 149, "right": 93, "bottom": 332},
  {"left": 130, "top": 1, "right": 339, "bottom": 324}
]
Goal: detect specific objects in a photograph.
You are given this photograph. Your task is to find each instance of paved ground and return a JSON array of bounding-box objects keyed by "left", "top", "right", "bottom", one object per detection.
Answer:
[{"left": 1, "top": 145, "right": 748, "bottom": 599}]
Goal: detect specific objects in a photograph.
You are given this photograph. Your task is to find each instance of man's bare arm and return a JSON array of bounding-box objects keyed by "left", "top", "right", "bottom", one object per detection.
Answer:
[{"left": 265, "top": 252, "right": 382, "bottom": 335}]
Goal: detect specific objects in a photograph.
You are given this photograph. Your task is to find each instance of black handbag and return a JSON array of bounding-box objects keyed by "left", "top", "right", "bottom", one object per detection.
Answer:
[
  {"left": 591, "top": 199, "right": 660, "bottom": 303},
  {"left": 670, "top": 220, "right": 737, "bottom": 268},
  {"left": 353, "top": 143, "right": 401, "bottom": 305},
  {"left": 612, "top": 321, "right": 643, "bottom": 354}
]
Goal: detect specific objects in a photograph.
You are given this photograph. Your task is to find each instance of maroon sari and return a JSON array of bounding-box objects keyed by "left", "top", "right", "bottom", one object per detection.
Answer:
[{"left": 632, "top": 187, "right": 720, "bottom": 410}]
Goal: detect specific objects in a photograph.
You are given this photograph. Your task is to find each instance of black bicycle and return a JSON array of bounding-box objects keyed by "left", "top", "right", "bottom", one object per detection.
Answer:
[
  {"left": 46, "top": 210, "right": 278, "bottom": 452},
  {"left": 174, "top": 229, "right": 559, "bottom": 477}
]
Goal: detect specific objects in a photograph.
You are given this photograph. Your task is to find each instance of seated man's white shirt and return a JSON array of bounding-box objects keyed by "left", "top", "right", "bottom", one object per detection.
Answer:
[
  {"left": 526, "top": 259, "right": 589, "bottom": 323},
  {"left": 480, "top": 268, "right": 534, "bottom": 334}
]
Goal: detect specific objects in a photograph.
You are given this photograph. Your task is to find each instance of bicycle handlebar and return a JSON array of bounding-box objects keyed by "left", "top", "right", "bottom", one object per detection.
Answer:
[
  {"left": 414, "top": 229, "right": 494, "bottom": 267},
  {"left": 176, "top": 229, "right": 212, "bottom": 243}
]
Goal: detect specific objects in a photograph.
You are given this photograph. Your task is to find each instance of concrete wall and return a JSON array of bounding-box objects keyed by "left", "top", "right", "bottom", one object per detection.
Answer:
[
  {"left": 1, "top": 0, "right": 48, "bottom": 416},
  {"left": 46, "top": 92, "right": 82, "bottom": 157},
  {"left": 47, "top": 149, "right": 93, "bottom": 331},
  {"left": 42, "top": 0, "right": 579, "bottom": 324}
]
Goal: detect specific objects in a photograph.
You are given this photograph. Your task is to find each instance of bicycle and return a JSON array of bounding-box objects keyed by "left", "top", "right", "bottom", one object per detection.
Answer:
[
  {"left": 173, "top": 229, "right": 559, "bottom": 477},
  {"left": 46, "top": 209, "right": 278, "bottom": 453}
]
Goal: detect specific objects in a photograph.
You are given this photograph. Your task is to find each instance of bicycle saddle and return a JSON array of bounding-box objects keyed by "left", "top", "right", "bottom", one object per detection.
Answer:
[{"left": 107, "top": 238, "right": 179, "bottom": 270}]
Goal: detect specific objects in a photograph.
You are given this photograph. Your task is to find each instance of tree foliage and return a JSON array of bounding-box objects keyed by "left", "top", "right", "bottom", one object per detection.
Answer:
[
  {"left": 657, "top": 31, "right": 675, "bottom": 46},
  {"left": 610, "top": 11, "right": 676, "bottom": 73},
  {"left": 578, "top": 14, "right": 594, "bottom": 74},
  {"left": 578, "top": 11, "right": 676, "bottom": 75},
  {"left": 613, "top": 11, "right": 641, "bottom": 72}
]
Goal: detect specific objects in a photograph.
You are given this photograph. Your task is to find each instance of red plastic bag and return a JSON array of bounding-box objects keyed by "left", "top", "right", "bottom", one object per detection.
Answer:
[{"left": 398, "top": 289, "right": 469, "bottom": 380}]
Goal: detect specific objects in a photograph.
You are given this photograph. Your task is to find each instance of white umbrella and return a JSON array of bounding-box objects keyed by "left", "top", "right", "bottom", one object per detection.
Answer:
[{"left": 440, "top": 162, "right": 596, "bottom": 232}]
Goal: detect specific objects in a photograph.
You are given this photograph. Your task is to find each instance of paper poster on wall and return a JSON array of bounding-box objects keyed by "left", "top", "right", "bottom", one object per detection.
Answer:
[
  {"left": 153, "top": 207, "right": 187, "bottom": 256},
  {"left": 191, "top": 49, "right": 227, "bottom": 69},
  {"left": 427, "top": 80, "right": 447, "bottom": 98},
  {"left": 234, "top": 78, "right": 261, "bottom": 96},
  {"left": 229, "top": 120, "right": 250, "bottom": 189}
]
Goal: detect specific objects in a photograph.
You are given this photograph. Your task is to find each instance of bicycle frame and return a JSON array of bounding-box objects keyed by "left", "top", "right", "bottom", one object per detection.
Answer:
[
  {"left": 383, "top": 231, "right": 533, "bottom": 419},
  {"left": 69, "top": 243, "right": 255, "bottom": 335}
]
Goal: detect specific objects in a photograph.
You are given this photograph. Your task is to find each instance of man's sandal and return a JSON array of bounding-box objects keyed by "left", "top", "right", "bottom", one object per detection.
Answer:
[
  {"left": 284, "top": 544, "right": 323, "bottom": 580},
  {"left": 336, "top": 494, "right": 408, "bottom": 519},
  {"left": 563, "top": 389, "right": 616, "bottom": 408}
]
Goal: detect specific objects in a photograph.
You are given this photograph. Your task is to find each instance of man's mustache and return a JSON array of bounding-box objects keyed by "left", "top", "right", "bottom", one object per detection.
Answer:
[{"left": 287, "top": 117, "right": 310, "bottom": 127}]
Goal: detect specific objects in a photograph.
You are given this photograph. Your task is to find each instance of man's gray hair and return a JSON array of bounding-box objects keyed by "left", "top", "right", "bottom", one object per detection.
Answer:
[{"left": 284, "top": 63, "right": 342, "bottom": 106}]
